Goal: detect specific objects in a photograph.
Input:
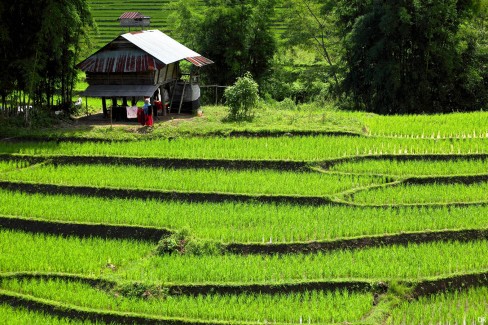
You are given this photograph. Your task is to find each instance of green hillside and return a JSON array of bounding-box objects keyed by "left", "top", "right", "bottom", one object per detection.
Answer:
[
  {"left": 87, "top": 0, "right": 286, "bottom": 48},
  {"left": 87, "top": 0, "right": 185, "bottom": 46}
]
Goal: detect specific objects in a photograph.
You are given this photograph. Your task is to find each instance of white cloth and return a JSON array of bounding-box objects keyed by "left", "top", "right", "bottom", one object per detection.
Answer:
[
  {"left": 191, "top": 84, "right": 200, "bottom": 101},
  {"left": 163, "top": 89, "right": 170, "bottom": 104},
  {"left": 126, "top": 106, "right": 138, "bottom": 119}
]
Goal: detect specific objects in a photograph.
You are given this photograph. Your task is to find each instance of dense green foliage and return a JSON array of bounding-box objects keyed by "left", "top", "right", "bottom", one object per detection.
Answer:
[
  {"left": 335, "top": 0, "right": 487, "bottom": 113},
  {"left": 0, "top": 0, "right": 94, "bottom": 115},
  {"left": 281, "top": 0, "right": 340, "bottom": 84},
  {"left": 170, "top": 0, "right": 277, "bottom": 86},
  {"left": 270, "top": 0, "right": 341, "bottom": 101}
]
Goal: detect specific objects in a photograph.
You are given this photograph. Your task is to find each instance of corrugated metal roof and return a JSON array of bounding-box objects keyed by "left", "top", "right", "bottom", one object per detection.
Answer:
[
  {"left": 118, "top": 12, "right": 147, "bottom": 20},
  {"left": 122, "top": 30, "right": 214, "bottom": 67},
  {"left": 77, "top": 30, "right": 213, "bottom": 73},
  {"left": 185, "top": 56, "right": 214, "bottom": 67},
  {"left": 77, "top": 49, "right": 165, "bottom": 73},
  {"left": 82, "top": 84, "right": 160, "bottom": 97}
]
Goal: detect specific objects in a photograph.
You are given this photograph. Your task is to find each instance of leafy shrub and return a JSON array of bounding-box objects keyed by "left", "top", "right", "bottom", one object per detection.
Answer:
[
  {"left": 275, "top": 97, "right": 297, "bottom": 110},
  {"left": 156, "top": 228, "right": 190, "bottom": 255},
  {"left": 224, "top": 72, "right": 259, "bottom": 121},
  {"left": 156, "top": 228, "right": 222, "bottom": 256},
  {"left": 117, "top": 282, "right": 169, "bottom": 299}
]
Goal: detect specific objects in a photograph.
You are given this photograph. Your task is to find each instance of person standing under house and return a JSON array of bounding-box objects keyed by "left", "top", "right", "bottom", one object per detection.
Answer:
[
  {"left": 137, "top": 103, "right": 145, "bottom": 126},
  {"left": 143, "top": 97, "right": 153, "bottom": 127},
  {"left": 153, "top": 99, "right": 163, "bottom": 118}
]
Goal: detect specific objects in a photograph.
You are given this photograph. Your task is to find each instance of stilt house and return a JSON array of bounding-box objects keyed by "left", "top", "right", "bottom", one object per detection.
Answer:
[{"left": 77, "top": 29, "right": 212, "bottom": 118}]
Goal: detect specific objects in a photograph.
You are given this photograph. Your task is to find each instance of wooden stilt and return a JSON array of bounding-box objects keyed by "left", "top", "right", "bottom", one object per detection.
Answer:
[
  {"left": 169, "top": 79, "right": 177, "bottom": 114},
  {"left": 111, "top": 97, "right": 117, "bottom": 123},
  {"left": 102, "top": 97, "right": 107, "bottom": 118},
  {"left": 178, "top": 82, "right": 187, "bottom": 114}
]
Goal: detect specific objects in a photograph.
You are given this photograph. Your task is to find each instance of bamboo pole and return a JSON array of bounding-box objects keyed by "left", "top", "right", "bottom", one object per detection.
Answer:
[{"left": 178, "top": 82, "right": 187, "bottom": 115}]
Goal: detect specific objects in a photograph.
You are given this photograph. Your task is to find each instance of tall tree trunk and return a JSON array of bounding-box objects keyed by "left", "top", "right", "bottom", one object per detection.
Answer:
[{"left": 26, "top": 46, "right": 40, "bottom": 127}]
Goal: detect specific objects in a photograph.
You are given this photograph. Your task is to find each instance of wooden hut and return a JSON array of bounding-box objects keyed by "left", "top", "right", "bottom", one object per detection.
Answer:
[
  {"left": 77, "top": 30, "right": 213, "bottom": 119},
  {"left": 118, "top": 12, "right": 151, "bottom": 30}
]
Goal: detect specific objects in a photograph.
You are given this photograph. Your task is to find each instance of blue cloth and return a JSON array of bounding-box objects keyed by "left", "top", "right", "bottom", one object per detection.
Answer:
[{"left": 143, "top": 103, "right": 149, "bottom": 115}]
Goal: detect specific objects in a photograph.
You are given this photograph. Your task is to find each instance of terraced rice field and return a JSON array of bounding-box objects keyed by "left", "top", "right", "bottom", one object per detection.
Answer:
[
  {"left": 0, "top": 303, "right": 96, "bottom": 325},
  {"left": 0, "top": 277, "right": 372, "bottom": 324},
  {"left": 87, "top": 0, "right": 182, "bottom": 46},
  {"left": 1, "top": 119, "right": 487, "bottom": 323},
  {"left": 1, "top": 136, "right": 487, "bottom": 160},
  {"left": 388, "top": 286, "right": 488, "bottom": 324},
  {"left": 87, "top": 0, "right": 288, "bottom": 47}
]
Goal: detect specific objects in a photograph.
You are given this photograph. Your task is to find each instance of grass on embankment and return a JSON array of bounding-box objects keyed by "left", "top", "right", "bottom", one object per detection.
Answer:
[
  {"left": 2, "top": 105, "right": 488, "bottom": 141},
  {"left": 0, "top": 104, "right": 366, "bottom": 140}
]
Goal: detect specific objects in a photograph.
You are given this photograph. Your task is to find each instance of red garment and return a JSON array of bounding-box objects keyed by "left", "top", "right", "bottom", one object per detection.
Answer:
[
  {"left": 154, "top": 100, "right": 163, "bottom": 112},
  {"left": 145, "top": 113, "right": 153, "bottom": 126},
  {"left": 137, "top": 108, "right": 145, "bottom": 126}
]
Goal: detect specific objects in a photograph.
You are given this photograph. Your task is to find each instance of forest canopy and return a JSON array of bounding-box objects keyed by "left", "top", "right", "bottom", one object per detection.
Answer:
[{"left": 335, "top": 0, "right": 487, "bottom": 114}]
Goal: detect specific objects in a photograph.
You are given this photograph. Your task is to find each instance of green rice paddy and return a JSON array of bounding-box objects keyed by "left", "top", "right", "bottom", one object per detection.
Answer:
[{"left": 1, "top": 111, "right": 487, "bottom": 323}]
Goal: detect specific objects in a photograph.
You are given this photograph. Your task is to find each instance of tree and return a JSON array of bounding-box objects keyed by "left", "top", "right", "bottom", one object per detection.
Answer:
[
  {"left": 169, "top": 0, "right": 276, "bottom": 86},
  {"left": 453, "top": 0, "right": 488, "bottom": 109},
  {"left": 0, "top": 0, "right": 94, "bottom": 120},
  {"left": 335, "top": 0, "right": 486, "bottom": 114},
  {"left": 35, "top": 0, "right": 94, "bottom": 108},
  {"left": 281, "top": 0, "right": 341, "bottom": 89},
  {"left": 267, "top": 0, "right": 343, "bottom": 103}
]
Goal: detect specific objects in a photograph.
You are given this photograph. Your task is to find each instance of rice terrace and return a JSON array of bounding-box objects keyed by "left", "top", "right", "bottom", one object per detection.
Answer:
[
  {"left": 0, "top": 0, "right": 487, "bottom": 324},
  {"left": 0, "top": 109, "right": 487, "bottom": 324}
]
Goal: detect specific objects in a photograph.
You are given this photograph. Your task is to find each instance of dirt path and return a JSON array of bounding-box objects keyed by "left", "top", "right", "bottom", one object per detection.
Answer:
[{"left": 74, "top": 112, "right": 195, "bottom": 127}]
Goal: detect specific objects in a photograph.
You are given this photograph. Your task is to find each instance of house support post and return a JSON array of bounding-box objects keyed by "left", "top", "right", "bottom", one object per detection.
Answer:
[
  {"left": 178, "top": 82, "right": 187, "bottom": 114},
  {"left": 102, "top": 97, "right": 107, "bottom": 118},
  {"left": 111, "top": 97, "right": 117, "bottom": 122}
]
